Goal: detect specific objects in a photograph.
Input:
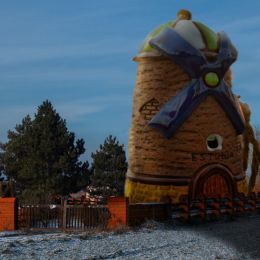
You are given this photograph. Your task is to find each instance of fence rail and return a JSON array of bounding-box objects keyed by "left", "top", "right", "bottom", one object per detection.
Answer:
[
  {"left": 171, "top": 193, "right": 260, "bottom": 221},
  {"left": 18, "top": 202, "right": 110, "bottom": 230},
  {"left": 64, "top": 204, "right": 110, "bottom": 230},
  {"left": 17, "top": 193, "right": 260, "bottom": 231}
]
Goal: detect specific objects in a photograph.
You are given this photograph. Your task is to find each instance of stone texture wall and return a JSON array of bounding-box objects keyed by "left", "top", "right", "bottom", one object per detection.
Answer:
[{"left": 128, "top": 56, "right": 243, "bottom": 180}]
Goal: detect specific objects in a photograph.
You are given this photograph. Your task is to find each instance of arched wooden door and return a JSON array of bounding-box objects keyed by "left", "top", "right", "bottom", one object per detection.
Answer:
[
  {"left": 203, "top": 174, "right": 230, "bottom": 198},
  {"left": 191, "top": 165, "right": 235, "bottom": 199}
]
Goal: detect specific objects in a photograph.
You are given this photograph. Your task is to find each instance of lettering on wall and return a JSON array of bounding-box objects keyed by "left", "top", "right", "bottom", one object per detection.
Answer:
[{"left": 191, "top": 151, "right": 234, "bottom": 162}]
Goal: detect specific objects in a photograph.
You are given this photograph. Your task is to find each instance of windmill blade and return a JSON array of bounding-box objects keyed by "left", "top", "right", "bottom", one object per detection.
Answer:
[{"left": 150, "top": 27, "right": 206, "bottom": 78}]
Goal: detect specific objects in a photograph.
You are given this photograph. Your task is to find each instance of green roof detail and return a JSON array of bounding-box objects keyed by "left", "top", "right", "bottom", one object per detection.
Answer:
[
  {"left": 140, "top": 20, "right": 175, "bottom": 52},
  {"left": 194, "top": 21, "right": 219, "bottom": 51},
  {"left": 138, "top": 11, "right": 219, "bottom": 54}
]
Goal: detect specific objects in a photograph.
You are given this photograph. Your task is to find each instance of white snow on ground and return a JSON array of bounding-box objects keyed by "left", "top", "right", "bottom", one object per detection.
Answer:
[{"left": 0, "top": 216, "right": 260, "bottom": 260}]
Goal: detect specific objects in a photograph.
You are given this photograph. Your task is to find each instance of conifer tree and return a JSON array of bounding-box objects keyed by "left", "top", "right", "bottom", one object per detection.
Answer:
[
  {"left": 0, "top": 100, "right": 90, "bottom": 202},
  {"left": 91, "top": 135, "right": 127, "bottom": 196},
  {"left": 0, "top": 165, "right": 4, "bottom": 181}
]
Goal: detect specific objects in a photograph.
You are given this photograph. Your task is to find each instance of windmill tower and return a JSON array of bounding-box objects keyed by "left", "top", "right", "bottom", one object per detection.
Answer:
[{"left": 125, "top": 10, "right": 247, "bottom": 203}]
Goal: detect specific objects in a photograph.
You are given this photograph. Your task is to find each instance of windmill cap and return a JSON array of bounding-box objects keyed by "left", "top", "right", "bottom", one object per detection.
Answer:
[{"left": 138, "top": 9, "right": 220, "bottom": 57}]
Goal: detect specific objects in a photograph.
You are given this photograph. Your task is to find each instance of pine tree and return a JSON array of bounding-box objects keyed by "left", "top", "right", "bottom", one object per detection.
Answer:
[
  {"left": 0, "top": 165, "right": 4, "bottom": 181},
  {"left": 91, "top": 135, "right": 127, "bottom": 196},
  {"left": 0, "top": 100, "right": 90, "bottom": 202}
]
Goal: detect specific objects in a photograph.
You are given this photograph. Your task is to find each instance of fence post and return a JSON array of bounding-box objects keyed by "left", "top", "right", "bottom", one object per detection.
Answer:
[
  {"left": 62, "top": 200, "right": 67, "bottom": 230},
  {"left": 0, "top": 197, "right": 17, "bottom": 230},
  {"left": 107, "top": 197, "right": 129, "bottom": 230}
]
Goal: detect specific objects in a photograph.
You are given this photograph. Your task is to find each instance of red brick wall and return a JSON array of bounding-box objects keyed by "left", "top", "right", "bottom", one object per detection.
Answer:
[
  {"left": 0, "top": 198, "right": 17, "bottom": 231},
  {"left": 107, "top": 197, "right": 129, "bottom": 229}
]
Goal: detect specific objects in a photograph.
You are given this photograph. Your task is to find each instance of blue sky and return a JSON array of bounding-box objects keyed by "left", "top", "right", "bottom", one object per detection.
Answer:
[{"left": 1, "top": 0, "right": 260, "bottom": 162}]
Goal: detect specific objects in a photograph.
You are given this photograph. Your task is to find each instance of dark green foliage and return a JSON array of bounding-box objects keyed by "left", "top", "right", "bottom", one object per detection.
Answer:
[
  {"left": 0, "top": 151, "right": 5, "bottom": 181},
  {"left": 0, "top": 100, "right": 90, "bottom": 202},
  {"left": 91, "top": 135, "right": 127, "bottom": 196},
  {"left": 0, "top": 166, "right": 4, "bottom": 181}
]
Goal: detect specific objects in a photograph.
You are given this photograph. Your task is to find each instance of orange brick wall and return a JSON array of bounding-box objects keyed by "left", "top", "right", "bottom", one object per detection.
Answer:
[
  {"left": 0, "top": 198, "right": 17, "bottom": 231},
  {"left": 107, "top": 197, "right": 128, "bottom": 229}
]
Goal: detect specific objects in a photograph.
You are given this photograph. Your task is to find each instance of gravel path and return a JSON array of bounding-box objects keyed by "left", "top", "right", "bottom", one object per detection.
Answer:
[{"left": 1, "top": 215, "right": 260, "bottom": 259}]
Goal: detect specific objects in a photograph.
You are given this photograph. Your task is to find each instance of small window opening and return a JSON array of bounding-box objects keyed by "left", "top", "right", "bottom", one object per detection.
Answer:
[{"left": 207, "top": 134, "right": 223, "bottom": 151}]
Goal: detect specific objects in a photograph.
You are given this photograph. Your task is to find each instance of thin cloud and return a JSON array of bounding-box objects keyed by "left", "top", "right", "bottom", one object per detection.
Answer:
[
  {"left": 0, "top": 95, "right": 131, "bottom": 134},
  {"left": 222, "top": 16, "right": 260, "bottom": 32},
  {"left": 0, "top": 66, "right": 135, "bottom": 91},
  {"left": 56, "top": 103, "right": 105, "bottom": 121},
  {"left": 0, "top": 39, "right": 137, "bottom": 66},
  {"left": 56, "top": 95, "right": 131, "bottom": 121},
  {"left": 0, "top": 67, "right": 132, "bottom": 81}
]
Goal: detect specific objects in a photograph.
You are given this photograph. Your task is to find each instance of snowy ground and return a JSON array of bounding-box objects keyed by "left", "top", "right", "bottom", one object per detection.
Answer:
[{"left": 1, "top": 215, "right": 260, "bottom": 260}]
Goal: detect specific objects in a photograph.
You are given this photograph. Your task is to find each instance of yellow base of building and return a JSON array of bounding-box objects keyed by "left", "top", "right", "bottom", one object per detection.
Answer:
[
  {"left": 237, "top": 178, "right": 248, "bottom": 194},
  {"left": 124, "top": 178, "right": 188, "bottom": 204},
  {"left": 125, "top": 178, "right": 249, "bottom": 203}
]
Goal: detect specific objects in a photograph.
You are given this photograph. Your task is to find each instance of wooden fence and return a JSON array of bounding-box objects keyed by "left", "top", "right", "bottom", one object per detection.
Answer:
[
  {"left": 128, "top": 202, "right": 170, "bottom": 226},
  {"left": 171, "top": 193, "right": 260, "bottom": 221},
  {"left": 64, "top": 203, "right": 110, "bottom": 230},
  {"left": 16, "top": 193, "right": 260, "bottom": 231},
  {"left": 18, "top": 202, "right": 110, "bottom": 230},
  {"left": 107, "top": 193, "right": 260, "bottom": 228}
]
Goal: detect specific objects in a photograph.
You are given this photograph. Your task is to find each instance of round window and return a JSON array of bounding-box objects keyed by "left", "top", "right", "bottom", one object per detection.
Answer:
[{"left": 206, "top": 134, "right": 223, "bottom": 151}]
